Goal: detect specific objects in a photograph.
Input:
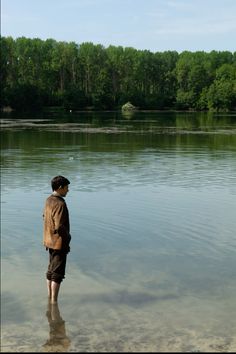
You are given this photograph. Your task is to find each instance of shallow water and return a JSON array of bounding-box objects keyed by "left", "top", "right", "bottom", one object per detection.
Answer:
[{"left": 1, "top": 111, "right": 236, "bottom": 352}]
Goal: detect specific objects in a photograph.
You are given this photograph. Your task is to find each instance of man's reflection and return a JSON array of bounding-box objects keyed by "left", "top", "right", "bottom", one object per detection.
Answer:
[{"left": 42, "top": 301, "right": 71, "bottom": 352}]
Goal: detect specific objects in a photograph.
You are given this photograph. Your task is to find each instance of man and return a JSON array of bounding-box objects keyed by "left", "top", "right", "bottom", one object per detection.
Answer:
[{"left": 43, "top": 175, "right": 71, "bottom": 303}]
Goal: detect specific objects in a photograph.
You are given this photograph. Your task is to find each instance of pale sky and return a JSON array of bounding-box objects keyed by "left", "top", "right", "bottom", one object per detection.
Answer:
[{"left": 1, "top": 0, "right": 236, "bottom": 53}]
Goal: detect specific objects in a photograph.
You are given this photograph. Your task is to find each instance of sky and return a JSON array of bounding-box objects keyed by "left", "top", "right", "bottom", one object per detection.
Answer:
[{"left": 1, "top": 0, "right": 236, "bottom": 53}]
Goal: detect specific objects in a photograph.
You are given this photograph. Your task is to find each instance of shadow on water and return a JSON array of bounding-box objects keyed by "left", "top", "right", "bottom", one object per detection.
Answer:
[
  {"left": 42, "top": 301, "right": 71, "bottom": 352},
  {"left": 76, "top": 289, "right": 180, "bottom": 308}
]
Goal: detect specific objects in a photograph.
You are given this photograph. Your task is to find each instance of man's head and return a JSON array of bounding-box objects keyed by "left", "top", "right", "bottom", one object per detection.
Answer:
[{"left": 51, "top": 175, "right": 70, "bottom": 197}]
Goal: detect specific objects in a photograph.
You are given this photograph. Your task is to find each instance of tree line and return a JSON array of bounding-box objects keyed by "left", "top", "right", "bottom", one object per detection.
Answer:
[{"left": 1, "top": 36, "right": 236, "bottom": 111}]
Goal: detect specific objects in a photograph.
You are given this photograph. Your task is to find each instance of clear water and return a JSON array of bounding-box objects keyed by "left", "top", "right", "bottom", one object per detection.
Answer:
[{"left": 1, "top": 111, "right": 236, "bottom": 352}]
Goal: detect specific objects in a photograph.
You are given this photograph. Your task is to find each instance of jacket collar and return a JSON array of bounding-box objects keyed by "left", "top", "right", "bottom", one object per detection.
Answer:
[{"left": 52, "top": 191, "right": 65, "bottom": 200}]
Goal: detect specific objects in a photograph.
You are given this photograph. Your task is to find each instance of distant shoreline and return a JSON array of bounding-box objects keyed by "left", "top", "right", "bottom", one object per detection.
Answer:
[{"left": 1, "top": 106, "right": 236, "bottom": 115}]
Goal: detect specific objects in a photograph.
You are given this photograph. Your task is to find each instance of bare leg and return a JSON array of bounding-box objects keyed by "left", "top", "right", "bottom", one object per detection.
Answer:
[
  {"left": 51, "top": 302, "right": 61, "bottom": 321},
  {"left": 51, "top": 281, "right": 60, "bottom": 303},
  {"left": 47, "top": 279, "right": 52, "bottom": 299}
]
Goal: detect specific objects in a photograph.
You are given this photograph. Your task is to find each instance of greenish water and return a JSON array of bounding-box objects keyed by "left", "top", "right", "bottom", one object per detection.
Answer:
[{"left": 1, "top": 111, "right": 236, "bottom": 352}]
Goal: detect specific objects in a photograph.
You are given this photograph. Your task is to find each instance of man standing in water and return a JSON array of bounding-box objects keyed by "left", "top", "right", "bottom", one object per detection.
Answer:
[{"left": 43, "top": 175, "right": 71, "bottom": 303}]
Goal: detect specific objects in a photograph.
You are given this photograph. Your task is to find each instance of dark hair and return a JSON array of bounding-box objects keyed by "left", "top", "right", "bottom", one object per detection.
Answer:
[{"left": 51, "top": 175, "right": 70, "bottom": 191}]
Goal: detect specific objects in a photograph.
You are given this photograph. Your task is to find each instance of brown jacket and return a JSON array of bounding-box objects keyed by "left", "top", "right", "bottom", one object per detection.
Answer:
[{"left": 43, "top": 194, "right": 71, "bottom": 252}]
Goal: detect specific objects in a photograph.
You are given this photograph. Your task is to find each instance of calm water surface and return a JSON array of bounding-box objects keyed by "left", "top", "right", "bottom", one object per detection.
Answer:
[{"left": 1, "top": 111, "right": 236, "bottom": 352}]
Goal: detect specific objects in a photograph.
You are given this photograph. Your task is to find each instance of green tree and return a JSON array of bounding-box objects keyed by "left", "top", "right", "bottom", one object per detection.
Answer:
[
  {"left": 1, "top": 36, "right": 235, "bottom": 112},
  {"left": 207, "top": 64, "right": 236, "bottom": 111}
]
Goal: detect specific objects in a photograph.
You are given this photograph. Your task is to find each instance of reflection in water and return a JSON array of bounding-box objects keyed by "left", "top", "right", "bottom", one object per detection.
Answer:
[{"left": 42, "top": 302, "right": 71, "bottom": 352}]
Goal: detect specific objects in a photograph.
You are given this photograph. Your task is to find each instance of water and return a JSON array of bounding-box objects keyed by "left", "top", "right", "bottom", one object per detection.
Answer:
[{"left": 1, "top": 111, "right": 236, "bottom": 352}]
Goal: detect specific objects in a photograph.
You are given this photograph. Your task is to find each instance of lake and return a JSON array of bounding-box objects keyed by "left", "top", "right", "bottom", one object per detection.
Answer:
[{"left": 1, "top": 111, "right": 236, "bottom": 352}]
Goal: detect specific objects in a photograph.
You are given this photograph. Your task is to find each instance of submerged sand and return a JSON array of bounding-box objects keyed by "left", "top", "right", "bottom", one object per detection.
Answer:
[
  {"left": 1, "top": 320, "right": 236, "bottom": 352},
  {"left": 2, "top": 297, "right": 236, "bottom": 353}
]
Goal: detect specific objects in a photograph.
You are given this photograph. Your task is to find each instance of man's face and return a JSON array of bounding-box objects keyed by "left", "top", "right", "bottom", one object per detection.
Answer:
[{"left": 59, "top": 184, "right": 69, "bottom": 197}]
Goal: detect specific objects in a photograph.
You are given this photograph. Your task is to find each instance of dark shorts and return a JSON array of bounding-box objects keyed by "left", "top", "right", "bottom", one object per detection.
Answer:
[{"left": 46, "top": 249, "right": 67, "bottom": 284}]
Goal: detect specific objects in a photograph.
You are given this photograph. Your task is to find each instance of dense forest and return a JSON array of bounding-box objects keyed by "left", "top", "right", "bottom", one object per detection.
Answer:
[{"left": 1, "top": 36, "right": 236, "bottom": 112}]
